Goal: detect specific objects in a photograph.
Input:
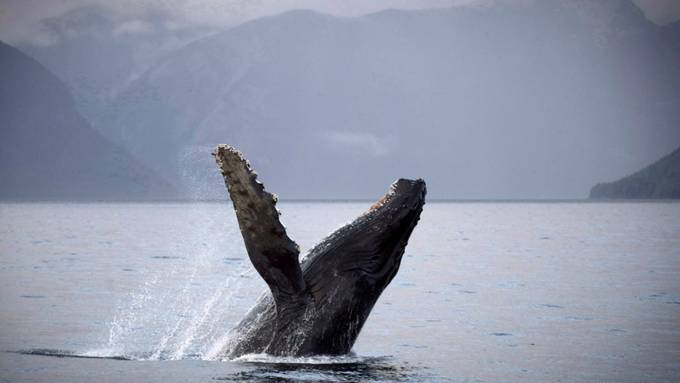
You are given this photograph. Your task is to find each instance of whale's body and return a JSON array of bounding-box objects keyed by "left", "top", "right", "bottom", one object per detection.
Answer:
[{"left": 213, "top": 145, "right": 426, "bottom": 357}]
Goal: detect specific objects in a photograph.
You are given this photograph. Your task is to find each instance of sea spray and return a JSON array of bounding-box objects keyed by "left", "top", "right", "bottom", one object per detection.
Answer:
[{"left": 93, "top": 188, "right": 261, "bottom": 360}]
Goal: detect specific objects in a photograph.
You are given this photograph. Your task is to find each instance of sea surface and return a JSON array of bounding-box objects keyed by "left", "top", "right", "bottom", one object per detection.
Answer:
[{"left": 0, "top": 201, "right": 678, "bottom": 382}]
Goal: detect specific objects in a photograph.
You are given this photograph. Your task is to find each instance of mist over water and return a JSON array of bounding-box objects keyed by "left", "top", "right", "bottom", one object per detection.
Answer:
[{"left": 1, "top": 201, "right": 678, "bottom": 382}]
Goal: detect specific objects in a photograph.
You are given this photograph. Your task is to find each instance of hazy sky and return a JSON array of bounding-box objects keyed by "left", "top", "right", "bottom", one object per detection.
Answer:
[
  {"left": 1, "top": 0, "right": 679, "bottom": 45},
  {"left": 2, "top": 0, "right": 679, "bottom": 200}
]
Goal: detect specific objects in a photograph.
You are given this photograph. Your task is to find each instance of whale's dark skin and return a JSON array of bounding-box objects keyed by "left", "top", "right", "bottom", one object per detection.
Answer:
[{"left": 213, "top": 145, "right": 426, "bottom": 357}]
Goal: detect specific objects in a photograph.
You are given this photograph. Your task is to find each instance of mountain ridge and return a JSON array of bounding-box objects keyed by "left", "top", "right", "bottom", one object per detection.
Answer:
[
  {"left": 7, "top": 0, "right": 680, "bottom": 200},
  {"left": 17, "top": 5, "right": 216, "bottom": 127},
  {"left": 97, "top": 1, "right": 680, "bottom": 199},
  {"left": 0, "top": 40, "right": 178, "bottom": 201},
  {"left": 590, "top": 146, "right": 680, "bottom": 199}
]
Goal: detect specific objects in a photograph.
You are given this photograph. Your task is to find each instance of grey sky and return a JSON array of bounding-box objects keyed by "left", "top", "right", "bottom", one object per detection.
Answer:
[
  {"left": 2, "top": 0, "right": 679, "bottom": 200},
  {"left": 1, "top": 0, "right": 679, "bottom": 45}
]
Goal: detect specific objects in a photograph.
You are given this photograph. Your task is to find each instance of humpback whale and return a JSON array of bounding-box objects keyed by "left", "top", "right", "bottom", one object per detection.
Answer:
[{"left": 213, "top": 145, "right": 426, "bottom": 357}]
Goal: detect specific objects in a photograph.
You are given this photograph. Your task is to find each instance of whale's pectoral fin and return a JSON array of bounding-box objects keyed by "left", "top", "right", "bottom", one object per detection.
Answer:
[{"left": 213, "top": 145, "right": 307, "bottom": 311}]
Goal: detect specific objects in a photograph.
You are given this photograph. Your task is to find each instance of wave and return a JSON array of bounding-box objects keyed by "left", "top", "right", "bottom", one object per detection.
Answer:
[{"left": 12, "top": 348, "right": 131, "bottom": 361}]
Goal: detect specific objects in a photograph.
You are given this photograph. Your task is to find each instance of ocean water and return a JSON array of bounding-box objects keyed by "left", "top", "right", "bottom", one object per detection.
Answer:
[{"left": 0, "top": 201, "right": 678, "bottom": 382}]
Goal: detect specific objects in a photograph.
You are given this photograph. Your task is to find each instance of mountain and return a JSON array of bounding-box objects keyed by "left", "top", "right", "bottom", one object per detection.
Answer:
[
  {"left": 0, "top": 41, "right": 177, "bottom": 200},
  {"left": 93, "top": 0, "right": 680, "bottom": 200},
  {"left": 590, "top": 146, "right": 680, "bottom": 199},
  {"left": 18, "top": 5, "right": 216, "bottom": 126}
]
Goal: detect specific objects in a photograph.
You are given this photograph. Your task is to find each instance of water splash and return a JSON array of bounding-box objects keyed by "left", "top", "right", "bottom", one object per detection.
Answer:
[
  {"left": 172, "top": 266, "right": 256, "bottom": 360},
  {"left": 99, "top": 253, "right": 258, "bottom": 360},
  {"left": 89, "top": 176, "right": 262, "bottom": 361}
]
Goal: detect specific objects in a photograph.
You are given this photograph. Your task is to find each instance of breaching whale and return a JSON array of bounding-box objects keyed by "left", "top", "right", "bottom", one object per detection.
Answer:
[{"left": 213, "top": 145, "right": 426, "bottom": 357}]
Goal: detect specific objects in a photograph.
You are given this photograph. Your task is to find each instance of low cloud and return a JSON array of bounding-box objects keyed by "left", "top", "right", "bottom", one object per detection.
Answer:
[
  {"left": 112, "top": 20, "right": 155, "bottom": 37},
  {"left": 325, "top": 131, "right": 391, "bottom": 157},
  {"left": 0, "top": 0, "right": 477, "bottom": 45}
]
